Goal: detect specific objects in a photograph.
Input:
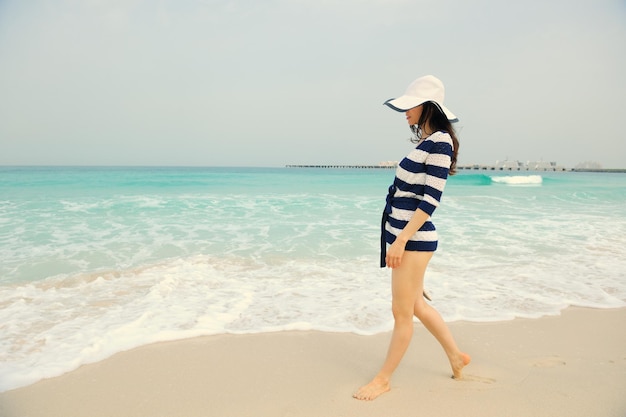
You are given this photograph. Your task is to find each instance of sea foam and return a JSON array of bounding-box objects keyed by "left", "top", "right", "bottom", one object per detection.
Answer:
[{"left": 1, "top": 167, "right": 625, "bottom": 392}]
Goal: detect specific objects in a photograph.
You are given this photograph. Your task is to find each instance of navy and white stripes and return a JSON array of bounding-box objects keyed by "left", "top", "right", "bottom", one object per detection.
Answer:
[{"left": 380, "top": 131, "right": 453, "bottom": 266}]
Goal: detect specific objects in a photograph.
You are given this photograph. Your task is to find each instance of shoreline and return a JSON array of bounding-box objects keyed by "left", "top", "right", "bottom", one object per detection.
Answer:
[{"left": 1, "top": 306, "right": 625, "bottom": 417}]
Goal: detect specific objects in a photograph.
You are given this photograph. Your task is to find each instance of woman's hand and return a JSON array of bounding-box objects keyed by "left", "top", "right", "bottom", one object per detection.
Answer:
[
  {"left": 386, "top": 209, "right": 429, "bottom": 268},
  {"left": 385, "top": 239, "right": 406, "bottom": 268}
]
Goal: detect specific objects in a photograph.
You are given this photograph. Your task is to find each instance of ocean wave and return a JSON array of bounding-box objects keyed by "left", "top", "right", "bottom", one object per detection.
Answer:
[
  {"left": 2, "top": 236, "right": 625, "bottom": 393},
  {"left": 490, "top": 175, "right": 543, "bottom": 185}
]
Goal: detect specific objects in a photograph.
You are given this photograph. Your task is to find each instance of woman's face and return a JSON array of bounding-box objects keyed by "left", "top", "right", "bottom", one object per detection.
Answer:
[{"left": 405, "top": 105, "right": 423, "bottom": 126}]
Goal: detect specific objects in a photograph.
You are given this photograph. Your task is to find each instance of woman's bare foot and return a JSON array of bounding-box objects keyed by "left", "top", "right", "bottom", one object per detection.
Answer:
[
  {"left": 451, "top": 352, "right": 471, "bottom": 379},
  {"left": 353, "top": 376, "right": 390, "bottom": 401}
]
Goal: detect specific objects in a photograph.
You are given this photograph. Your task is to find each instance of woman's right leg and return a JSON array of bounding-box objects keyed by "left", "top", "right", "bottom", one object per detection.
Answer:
[{"left": 353, "top": 251, "right": 431, "bottom": 401}]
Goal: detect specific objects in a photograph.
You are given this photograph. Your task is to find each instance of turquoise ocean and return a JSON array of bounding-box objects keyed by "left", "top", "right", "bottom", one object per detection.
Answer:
[{"left": 1, "top": 166, "right": 625, "bottom": 391}]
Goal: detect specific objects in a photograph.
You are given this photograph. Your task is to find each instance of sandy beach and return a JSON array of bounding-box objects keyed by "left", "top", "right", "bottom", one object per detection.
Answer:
[{"left": 1, "top": 307, "right": 624, "bottom": 417}]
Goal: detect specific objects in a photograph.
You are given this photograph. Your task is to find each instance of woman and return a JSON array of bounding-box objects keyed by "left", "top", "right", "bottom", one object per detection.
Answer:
[{"left": 354, "top": 75, "right": 470, "bottom": 401}]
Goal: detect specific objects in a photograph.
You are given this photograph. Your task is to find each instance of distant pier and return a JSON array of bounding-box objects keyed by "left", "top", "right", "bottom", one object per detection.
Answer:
[
  {"left": 285, "top": 164, "right": 396, "bottom": 169},
  {"left": 286, "top": 164, "right": 625, "bottom": 173},
  {"left": 456, "top": 164, "right": 567, "bottom": 172},
  {"left": 457, "top": 165, "right": 626, "bottom": 173},
  {"left": 570, "top": 168, "right": 626, "bottom": 173}
]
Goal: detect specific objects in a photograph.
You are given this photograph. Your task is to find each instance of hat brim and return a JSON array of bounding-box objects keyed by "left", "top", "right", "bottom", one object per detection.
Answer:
[{"left": 384, "top": 97, "right": 458, "bottom": 123}]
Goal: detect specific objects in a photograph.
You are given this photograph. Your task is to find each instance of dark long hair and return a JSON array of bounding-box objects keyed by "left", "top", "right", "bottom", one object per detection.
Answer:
[{"left": 411, "top": 101, "right": 460, "bottom": 175}]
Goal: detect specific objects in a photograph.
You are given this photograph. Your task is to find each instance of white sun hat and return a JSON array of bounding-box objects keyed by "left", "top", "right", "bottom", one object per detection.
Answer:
[{"left": 384, "top": 75, "right": 458, "bottom": 122}]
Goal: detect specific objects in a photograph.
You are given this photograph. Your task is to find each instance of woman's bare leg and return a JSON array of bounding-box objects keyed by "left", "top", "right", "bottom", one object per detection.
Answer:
[
  {"left": 413, "top": 282, "right": 471, "bottom": 379},
  {"left": 353, "top": 251, "right": 432, "bottom": 401}
]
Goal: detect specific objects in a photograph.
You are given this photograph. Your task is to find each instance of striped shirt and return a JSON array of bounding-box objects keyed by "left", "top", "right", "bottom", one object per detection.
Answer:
[{"left": 381, "top": 131, "right": 453, "bottom": 265}]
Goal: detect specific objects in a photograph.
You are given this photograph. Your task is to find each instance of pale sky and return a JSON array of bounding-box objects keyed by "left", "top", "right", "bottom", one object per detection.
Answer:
[{"left": 1, "top": 0, "right": 625, "bottom": 168}]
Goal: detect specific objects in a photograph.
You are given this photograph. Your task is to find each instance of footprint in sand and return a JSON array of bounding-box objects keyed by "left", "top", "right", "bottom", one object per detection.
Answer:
[
  {"left": 532, "top": 357, "right": 567, "bottom": 368},
  {"left": 457, "top": 374, "right": 496, "bottom": 384}
]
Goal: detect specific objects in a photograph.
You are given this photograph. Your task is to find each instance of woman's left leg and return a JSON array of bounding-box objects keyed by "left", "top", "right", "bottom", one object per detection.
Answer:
[{"left": 413, "top": 292, "right": 471, "bottom": 379}]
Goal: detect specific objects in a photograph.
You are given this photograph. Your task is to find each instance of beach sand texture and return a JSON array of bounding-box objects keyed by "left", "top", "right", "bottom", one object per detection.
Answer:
[{"left": 1, "top": 307, "right": 624, "bottom": 417}]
